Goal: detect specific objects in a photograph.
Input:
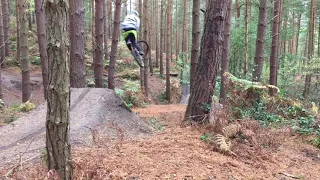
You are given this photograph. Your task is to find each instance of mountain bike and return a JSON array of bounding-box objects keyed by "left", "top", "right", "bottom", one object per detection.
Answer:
[{"left": 128, "top": 40, "right": 149, "bottom": 68}]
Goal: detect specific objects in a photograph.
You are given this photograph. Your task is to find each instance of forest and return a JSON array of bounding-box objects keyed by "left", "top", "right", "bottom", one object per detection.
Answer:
[{"left": 0, "top": 0, "right": 319, "bottom": 179}]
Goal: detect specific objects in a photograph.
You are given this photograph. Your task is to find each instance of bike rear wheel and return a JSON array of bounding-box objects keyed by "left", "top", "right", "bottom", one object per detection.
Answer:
[{"left": 138, "top": 41, "right": 149, "bottom": 58}]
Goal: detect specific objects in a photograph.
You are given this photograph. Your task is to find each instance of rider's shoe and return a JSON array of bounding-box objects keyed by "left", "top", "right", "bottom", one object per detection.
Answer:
[{"left": 139, "top": 51, "right": 145, "bottom": 56}]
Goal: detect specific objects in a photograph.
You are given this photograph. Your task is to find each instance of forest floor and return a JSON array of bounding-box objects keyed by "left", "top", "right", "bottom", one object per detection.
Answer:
[{"left": 0, "top": 65, "right": 320, "bottom": 179}]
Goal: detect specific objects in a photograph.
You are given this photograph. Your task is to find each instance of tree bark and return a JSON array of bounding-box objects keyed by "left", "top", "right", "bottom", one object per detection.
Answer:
[
  {"left": 138, "top": 0, "right": 142, "bottom": 35},
  {"left": 70, "top": 0, "right": 85, "bottom": 88},
  {"left": 219, "top": 0, "right": 232, "bottom": 103},
  {"left": 28, "top": 3, "right": 32, "bottom": 30},
  {"left": 252, "top": 0, "right": 267, "bottom": 82},
  {"left": 244, "top": 0, "right": 249, "bottom": 77},
  {"left": 269, "top": 0, "right": 281, "bottom": 96},
  {"left": 15, "top": 0, "right": 20, "bottom": 66},
  {"left": 107, "top": 0, "right": 112, "bottom": 38},
  {"left": 0, "top": 1, "right": 3, "bottom": 98},
  {"left": 185, "top": 0, "right": 227, "bottom": 122},
  {"left": 159, "top": 0, "right": 164, "bottom": 75},
  {"left": 303, "top": 0, "right": 315, "bottom": 98},
  {"left": 35, "top": 0, "right": 49, "bottom": 98},
  {"left": 103, "top": 0, "right": 109, "bottom": 61},
  {"left": 108, "top": 0, "right": 121, "bottom": 90},
  {"left": 166, "top": 0, "right": 171, "bottom": 102},
  {"left": 175, "top": 0, "right": 178, "bottom": 61},
  {"left": 19, "top": 0, "right": 31, "bottom": 102},
  {"left": 190, "top": 0, "right": 200, "bottom": 91},
  {"left": 91, "top": 0, "right": 95, "bottom": 63},
  {"left": 155, "top": 0, "right": 159, "bottom": 68},
  {"left": 143, "top": 0, "right": 151, "bottom": 84},
  {"left": 45, "top": 0, "right": 72, "bottom": 179},
  {"left": 94, "top": 0, "right": 104, "bottom": 87},
  {"left": 1, "top": 0, "right": 9, "bottom": 56},
  {"left": 295, "top": 13, "right": 301, "bottom": 55},
  {"left": 180, "top": 0, "right": 187, "bottom": 82}
]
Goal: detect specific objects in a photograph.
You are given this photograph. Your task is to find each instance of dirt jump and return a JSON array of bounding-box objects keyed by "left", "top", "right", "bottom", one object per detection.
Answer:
[{"left": 0, "top": 88, "right": 152, "bottom": 168}]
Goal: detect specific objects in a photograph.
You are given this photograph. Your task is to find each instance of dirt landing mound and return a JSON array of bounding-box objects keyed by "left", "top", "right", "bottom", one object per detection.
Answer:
[{"left": 0, "top": 88, "right": 151, "bottom": 168}]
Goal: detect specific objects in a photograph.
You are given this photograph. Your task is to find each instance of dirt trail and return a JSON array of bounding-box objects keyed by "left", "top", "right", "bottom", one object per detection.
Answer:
[
  {"left": 1, "top": 67, "right": 44, "bottom": 106},
  {"left": 0, "top": 88, "right": 151, "bottom": 168},
  {"left": 5, "top": 104, "right": 319, "bottom": 179}
]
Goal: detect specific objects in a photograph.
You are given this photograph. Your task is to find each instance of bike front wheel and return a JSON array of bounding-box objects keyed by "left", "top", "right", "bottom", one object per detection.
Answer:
[{"left": 138, "top": 41, "right": 149, "bottom": 58}]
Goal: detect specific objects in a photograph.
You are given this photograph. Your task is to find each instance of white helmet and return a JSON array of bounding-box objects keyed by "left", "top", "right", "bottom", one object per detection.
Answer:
[{"left": 131, "top": 10, "right": 139, "bottom": 17}]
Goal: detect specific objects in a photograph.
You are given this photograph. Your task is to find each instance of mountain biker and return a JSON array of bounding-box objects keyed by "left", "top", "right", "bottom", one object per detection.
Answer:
[{"left": 121, "top": 10, "right": 144, "bottom": 58}]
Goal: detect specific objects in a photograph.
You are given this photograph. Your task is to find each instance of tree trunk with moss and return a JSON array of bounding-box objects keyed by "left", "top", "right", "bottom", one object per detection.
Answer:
[
  {"left": 219, "top": 0, "right": 232, "bottom": 103},
  {"left": 18, "top": 0, "right": 31, "bottom": 102},
  {"left": 185, "top": 0, "right": 227, "bottom": 122},
  {"left": 45, "top": 0, "right": 72, "bottom": 179},
  {"left": 1, "top": 0, "right": 9, "bottom": 56}
]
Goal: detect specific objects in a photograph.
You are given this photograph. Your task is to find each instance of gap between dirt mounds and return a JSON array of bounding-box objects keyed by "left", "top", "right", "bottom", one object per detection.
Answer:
[
  {"left": 0, "top": 88, "right": 152, "bottom": 168},
  {"left": 133, "top": 104, "right": 187, "bottom": 118}
]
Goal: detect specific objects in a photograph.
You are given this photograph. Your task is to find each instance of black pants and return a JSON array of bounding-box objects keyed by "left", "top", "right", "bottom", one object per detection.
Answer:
[{"left": 123, "top": 28, "right": 141, "bottom": 52}]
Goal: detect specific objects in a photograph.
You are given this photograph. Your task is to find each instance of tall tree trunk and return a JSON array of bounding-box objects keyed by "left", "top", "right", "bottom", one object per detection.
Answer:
[
  {"left": 244, "top": 0, "right": 249, "bottom": 77},
  {"left": 166, "top": 0, "right": 171, "bottom": 102},
  {"left": 35, "top": 0, "right": 49, "bottom": 98},
  {"left": 269, "top": 0, "right": 281, "bottom": 96},
  {"left": 94, "top": 0, "right": 103, "bottom": 87},
  {"left": 138, "top": 0, "right": 142, "bottom": 35},
  {"left": 1, "top": 0, "right": 9, "bottom": 56},
  {"left": 70, "top": 0, "right": 85, "bottom": 88},
  {"left": 18, "top": 0, "right": 30, "bottom": 102},
  {"left": 91, "top": 0, "right": 95, "bottom": 63},
  {"left": 45, "top": 0, "right": 72, "bottom": 179},
  {"left": 282, "top": 8, "right": 288, "bottom": 55},
  {"left": 155, "top": 0, "right": 159, "bottom": 68},
  {"left": 28, "top": 3, "right": 32, "bottom": 30},
  {"left": 108, "top": 0, "right": 121, "bottom": 90},
  {"left": 303, "top": 0, "right": 315, "bottom": 98},
  {"left": 235, "top": 0, "right": 240, "bottom": 25},
  {"left": 252, "top": 0, "right": 268, "bottom": 82},
  {"left": 107, "top": 0, "right": 112, "bottom": 38},
  {"left": 219, "top": 0, "right": 232, "bottom": 103},
  {"left": 103, "top": 0, "right": 109, "bottom": 61},
  {"left": 159, "top": 0, "right": 164, "bottom": 75},
  {"left": 190, "top": 0, "right": 200, "bottom": 91},
  {"left": 318, "top": 18, "right": 320, "bottom": 56},
  {"left": 15, "top": 0, "right": 20, "bottom": 66},
  {"left": 0, "top": 1, "right": 3, "bottom": 98},
  {"left": 175, "top": 0, "right": 178, "bottom": 61},
  {"left": 185, "top": 0, "right": 227, "bottom": 122},
  {"left": 143, "top": 0, "right": 149, "bottom": 96},
  {"left": 180, "top": 0, "right": 187, "bottom": 82},
  {"left": 295, "top": 13, "right": 302, "bottom": 55}
]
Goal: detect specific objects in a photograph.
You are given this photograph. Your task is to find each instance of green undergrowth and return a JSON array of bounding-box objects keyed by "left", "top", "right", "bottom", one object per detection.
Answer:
[
  {"left": 225, "top": 73, "right": 320, "bottom": 147},
  {"left": 0, "top": 101, "right": 36, "bottom": 124},
  {"left": 115, "top": 80, "right": 148, "bottom": 109}
]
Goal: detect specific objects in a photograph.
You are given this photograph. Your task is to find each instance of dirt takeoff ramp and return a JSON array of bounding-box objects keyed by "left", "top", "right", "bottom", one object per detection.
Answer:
[{"left": 0, "top": 88, "right": 151, "bottom": 168}]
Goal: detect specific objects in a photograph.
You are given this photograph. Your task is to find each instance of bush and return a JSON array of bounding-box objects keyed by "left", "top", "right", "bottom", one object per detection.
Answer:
[{"left": 19, "top": 101, "right": 36, "bottom": 112}]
